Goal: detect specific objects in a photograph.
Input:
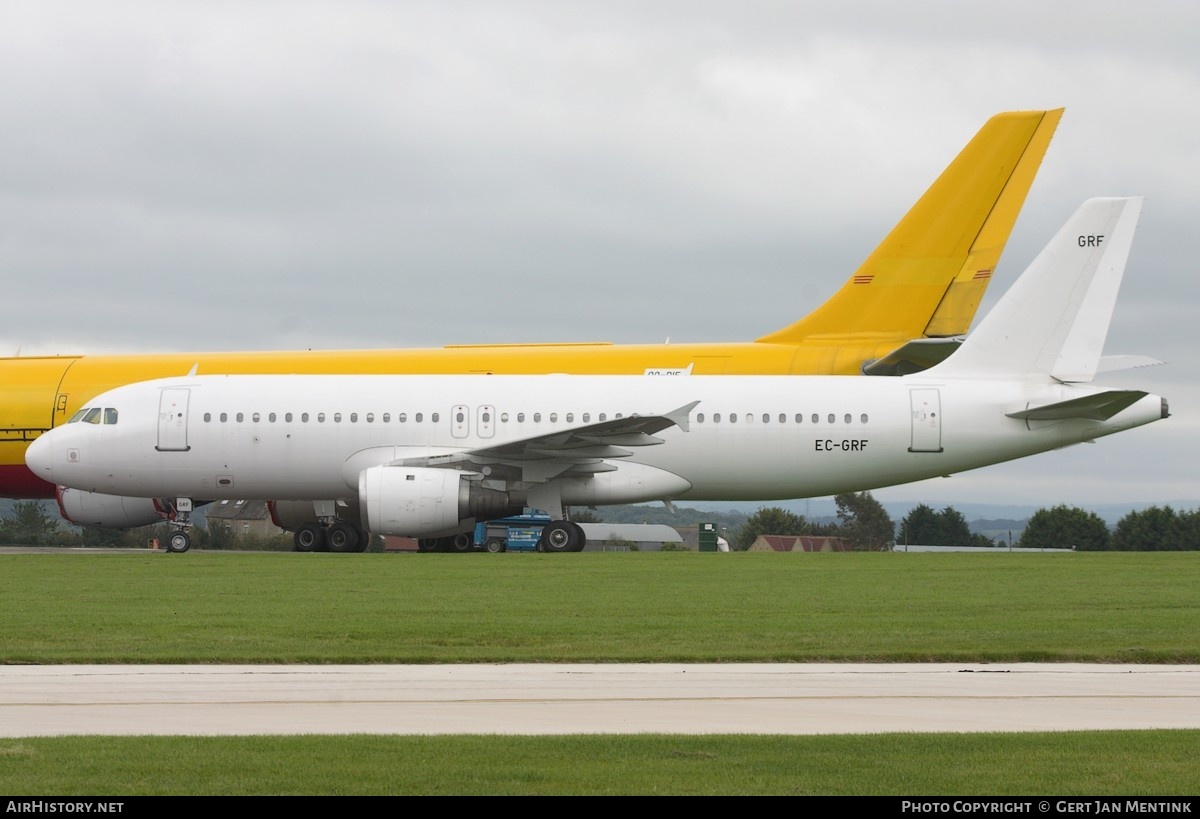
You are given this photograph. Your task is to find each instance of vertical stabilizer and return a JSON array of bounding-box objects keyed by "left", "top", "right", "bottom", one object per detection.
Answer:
[
  {"left": 929, "top": 197, "right": 1143, "bottom": 381},
  {"left": 757, "top": 108, "right": 1063, "bottom": 345}
]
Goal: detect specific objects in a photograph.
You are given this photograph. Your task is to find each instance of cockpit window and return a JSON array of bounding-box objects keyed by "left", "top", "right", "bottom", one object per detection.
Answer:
[
  {"left": 68, "top": 408, "right": 89, "bottom": 423},
  {"left": 81, "top": 408, "right": 102, "bottom": 424},
  {"left": 104, "top": 408, "right": 118, "bottom": 425}
]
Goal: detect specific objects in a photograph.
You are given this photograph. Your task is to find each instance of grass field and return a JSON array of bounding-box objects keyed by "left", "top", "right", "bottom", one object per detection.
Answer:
[{"left": 2, "top": 550, "right": 1198, "bottom": 795}]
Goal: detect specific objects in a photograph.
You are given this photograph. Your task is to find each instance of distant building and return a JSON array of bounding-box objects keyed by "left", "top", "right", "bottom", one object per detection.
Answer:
[
  {"left": 579, "top": 523, "right": 684, "bottom": 551},
  {"left": 747, "top": 534, "right": 851, "bottom": 553},
  {"left": 203, "top": 500, "right": 286, "bottom": 538}
]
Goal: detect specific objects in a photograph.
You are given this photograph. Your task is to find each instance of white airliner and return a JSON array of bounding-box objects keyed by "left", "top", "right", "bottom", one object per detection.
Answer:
[{"left": 26, "top": 198, "right": 1167, "bottom": 554}]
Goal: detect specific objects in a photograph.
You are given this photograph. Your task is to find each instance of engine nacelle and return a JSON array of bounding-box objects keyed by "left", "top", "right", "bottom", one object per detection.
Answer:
[
  {"left": 358, "top": 466, "right": 509, "bottom": 537},
  {"left": 55, "top": 488, "right": 170, "bottom": 529}
]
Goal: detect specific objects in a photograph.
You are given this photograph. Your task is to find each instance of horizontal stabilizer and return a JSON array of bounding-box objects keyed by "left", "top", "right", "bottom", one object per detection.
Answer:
[
  {"left": 862, "top": 338, "right": 963, "bottom": 376},
  {"left": 1098, "top": 355, "right": 1164, "bottom": 374},
  {"left": 1006, "top": 390, "right": 1149, "bottom": 422}
]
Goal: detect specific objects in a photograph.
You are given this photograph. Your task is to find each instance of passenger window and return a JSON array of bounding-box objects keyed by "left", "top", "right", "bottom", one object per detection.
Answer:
[
  {"left": 365, "top": 413, "right": 373, "bottom": 423},
  {"left": 713, "top": 413, "right": 721, "bottom": 423},
  {"left": 533, "top": 413, "right": 541, "bottom": 422},
  {"left": 482, "top": 411, "right": 491, "bottom": 423},
  {"left": 550, "top": 413, "right": 558, "bottom": 422},
  {"left": 432, "top": 413, "right": 439, "bottom": 422},
  {"left": 599, "top": 413, "right": 606, "bottom": 422},
  {"left": 382, "top": 413, "right": 390, "bottom": 423},
  {"left": 236, "top": 413, "right": 244, "bottom": 423},
  {"left": 333, "top": 413, "right": 342, "bottom": 423},
  {"left": 204, "top": 413, "right": 212, "bottom": 423},
  {"left": 350, "top": 413, "right": 358, "bottom": 423},
  {"left": 252, "top": 413, "right": 260, "bottom": 423},
  {"left": 285, "top": 413, "right": 293, "bottom": 423},
  {"left": 811, "top": 413, "right": 819, "bottom": 424},
  {"left": 318, "top": 413, "right": 326, "bottom": 423},
  {"left": 517, "top": 413, "right": 525, "bottom": 422},
  {"left": 778, "top": 414, "right": 786, "bottom": 424},
  {"left": 828, "top": 413, "right": 835, "bottom": 424},
  {"left": 582, "top": 413, "right": 589, "bottom": 422},
  {"left": 220, "top": 413, "right": 228, "bottom": 423},
  {"left": 269, "top": 413, "right": 277, "bottom": 423},
  {"left": 696, "top": 413, "right": 705, "bottom": 423},
  {"left": 730, "top": 413, "right": 738, "bottom": 423},
  {"left": 844, "top": 413, "right": 851, "bottom": 424},
  {"left": 861, "top": 414, "right": 869, "bottom": 423},
  {"left": 795, "top": 414, "right": 803, "bottom": 423},
  {"left": 301, "top": 413, "right": 308, "bottom": 423},
  {"left": 500, "top": 413, "right": 508, "bottom": 422},
  {"left": 456, "top": 411, "right": 465, "bottom": 423},
  {"left": 416, "top": 413, "right": 424, "bottom": 423}
]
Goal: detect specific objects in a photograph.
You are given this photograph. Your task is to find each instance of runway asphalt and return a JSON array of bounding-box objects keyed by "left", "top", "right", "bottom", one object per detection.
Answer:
[{"left": 3, "top": 663, "right": 1199, "bottom": 737}]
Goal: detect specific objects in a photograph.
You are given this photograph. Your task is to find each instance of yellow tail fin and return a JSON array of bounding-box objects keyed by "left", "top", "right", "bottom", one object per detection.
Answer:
[{"left": 756, "top": 108, "right": 1063, "bottom": 345}]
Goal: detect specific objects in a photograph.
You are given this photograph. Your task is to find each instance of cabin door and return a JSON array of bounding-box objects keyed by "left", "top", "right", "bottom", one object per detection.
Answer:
[
  {"left": 156, "top": 388, "right": 191, "bottom": 452},
  {"left": 909, "top": 389, "right": 943, "bottom": 453}
]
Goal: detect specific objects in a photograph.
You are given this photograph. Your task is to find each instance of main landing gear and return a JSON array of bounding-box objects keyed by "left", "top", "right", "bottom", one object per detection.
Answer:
[
  {"left": 537, "top": 520, "right": 586, "bottom": 553},
  {"left": 415, "top": 532, "right": 476, "bottom": 553},
  {"left": 293, "top": 522, "right": 370, "bottom": 553}
]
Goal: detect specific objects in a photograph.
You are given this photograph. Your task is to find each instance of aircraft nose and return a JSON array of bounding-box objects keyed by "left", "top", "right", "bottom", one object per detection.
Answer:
[{"left": 25, "top": 432, "right": 56, "bottom": 481}]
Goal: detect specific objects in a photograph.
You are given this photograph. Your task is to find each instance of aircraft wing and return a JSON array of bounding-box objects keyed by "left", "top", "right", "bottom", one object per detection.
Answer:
[{"left": 395, "top": 401, "right": 698, "bottom": 483}]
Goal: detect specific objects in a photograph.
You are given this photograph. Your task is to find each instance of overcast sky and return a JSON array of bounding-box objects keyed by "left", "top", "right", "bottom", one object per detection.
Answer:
[{"left": 2, "top": 2, "right": 1195, "bottom": 514}]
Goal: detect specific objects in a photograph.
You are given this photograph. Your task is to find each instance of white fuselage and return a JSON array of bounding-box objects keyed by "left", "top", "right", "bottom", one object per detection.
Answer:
[{"left": 25, "top": 372, "right": 1164, "bottom": 508}]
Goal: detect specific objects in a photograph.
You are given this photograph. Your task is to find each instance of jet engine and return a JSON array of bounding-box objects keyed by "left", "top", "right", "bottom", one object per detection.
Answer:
[
  {"left": 55, "top": 488, "right": 171, "bottom": 529},
  {"left": 358, "top": 466, "right": 510, "bottom": 537}
]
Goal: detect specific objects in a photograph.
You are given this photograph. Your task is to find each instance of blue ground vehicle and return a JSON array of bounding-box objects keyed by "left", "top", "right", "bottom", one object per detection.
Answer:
[{"left": 473, "top": 512, "right": 552, "bottom": 552}]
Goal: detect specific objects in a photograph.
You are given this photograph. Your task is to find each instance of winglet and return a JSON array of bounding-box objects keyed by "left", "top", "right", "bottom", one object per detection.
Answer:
[{"left": 663, "top": 401, "right": 700, "bottom": 433}]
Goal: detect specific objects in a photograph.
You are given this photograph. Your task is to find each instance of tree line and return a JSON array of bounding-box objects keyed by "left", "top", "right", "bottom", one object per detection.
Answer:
[
  {"left": 733, "top": 499, "right": 1200, "bottom": 552},
  {"left": 5, "top": 497, "right": 1200, "bottom": 552}
]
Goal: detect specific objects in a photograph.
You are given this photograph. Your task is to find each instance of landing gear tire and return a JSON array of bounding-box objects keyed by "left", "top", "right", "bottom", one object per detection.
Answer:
[
  {"left": 540, "top": 521, "right": 581, "bottom": 553},
  {"left": 449, "top": 532, "right": 474, "bottom": 553},
  {"left": 166, "top": 531, "right": 191, "bottom": 553},
  {"left": 352, "top": 525, "right": 370, "bottom": 553},
  {"left": 485, "top": 538, "right": 506, "bottom": 554},
  {"left": 326, "top": 522, "right": 359, "bottom": 553},
  {"left": 294, "top": 523, "right": 325, "bottom": 553},
  {"left": 567, "top": 521, "right": 586, "bottom": 552},
  {"left": 417, "top": 538, "right": 440, "bottom": 553}
]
